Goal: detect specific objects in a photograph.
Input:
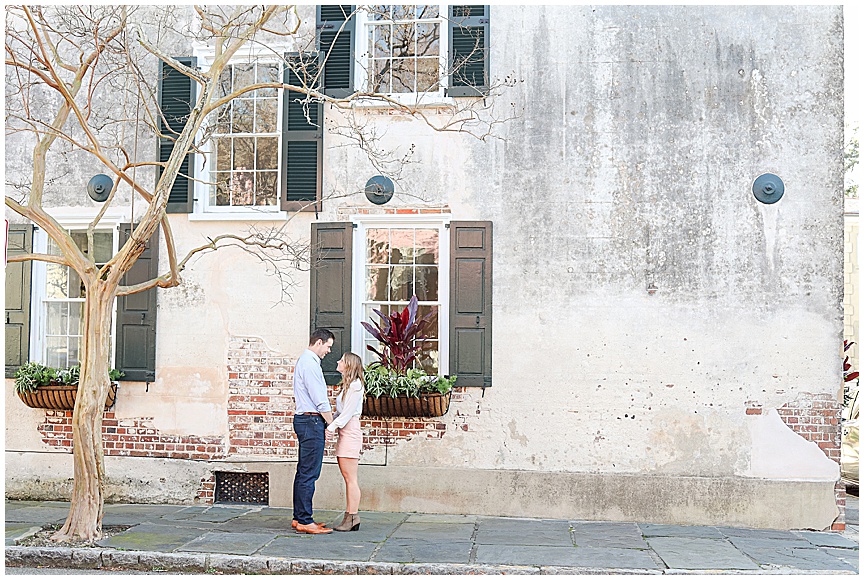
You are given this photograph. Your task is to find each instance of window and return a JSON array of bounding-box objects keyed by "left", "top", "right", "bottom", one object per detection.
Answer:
[
  {"left": 210, "top": 61, "right": 282, "bottom": 209},
  {"left": 38, "top": 229, "right": 115, "bottom": 368},
  {"left": 360, "top": 5, "right": 446, "bottom": 95},
  {"left": 311, "top": 220, "right": 491, "bottom": 387},
  {"left": 352, "top": 219, "right": 450, "bottom": 375}
]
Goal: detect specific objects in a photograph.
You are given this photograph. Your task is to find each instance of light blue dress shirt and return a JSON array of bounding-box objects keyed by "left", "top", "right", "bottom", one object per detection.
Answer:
[{"left": 293, "top": 349, "right": 332, "bottom": 414}]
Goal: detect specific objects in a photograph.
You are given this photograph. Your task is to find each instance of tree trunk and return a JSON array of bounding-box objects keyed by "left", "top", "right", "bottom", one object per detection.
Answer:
[{"left": 51, "top": 283, "right": 115, "bottom": 542}]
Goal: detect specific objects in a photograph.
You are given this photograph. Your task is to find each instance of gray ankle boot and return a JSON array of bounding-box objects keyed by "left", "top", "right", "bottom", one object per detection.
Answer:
[{"left": 333, "top": 512, "right": 360, "bottom": 532}]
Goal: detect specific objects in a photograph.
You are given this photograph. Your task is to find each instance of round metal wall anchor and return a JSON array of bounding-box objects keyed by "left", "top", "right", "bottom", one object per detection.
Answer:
[
  {"left": 87, "top": 174, "right": 114, "bottom": 202},
  {"left": 752, "top": 173, "right": 785, "bottom": 204},
  {"left": 365, "top": 175, "right": 394, "bottom": 205}
]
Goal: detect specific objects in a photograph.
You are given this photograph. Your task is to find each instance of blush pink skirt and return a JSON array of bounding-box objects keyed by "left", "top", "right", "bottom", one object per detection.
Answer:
[{"left": 335, "top": 416, "right": 362, "bottom": 458}]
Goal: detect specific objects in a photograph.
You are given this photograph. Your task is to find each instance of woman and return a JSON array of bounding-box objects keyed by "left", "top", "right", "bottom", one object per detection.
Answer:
[{"left": 326, "top": 352, "right": 365, "bottom": 532}]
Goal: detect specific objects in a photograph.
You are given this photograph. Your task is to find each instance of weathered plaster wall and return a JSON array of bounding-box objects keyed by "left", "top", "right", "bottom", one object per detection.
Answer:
[
  {"left": 321, "top": 4, "right": 845, "bottom": 478},
  {"left": 5, "top": 5, "right": 846, "bottom": 528}
]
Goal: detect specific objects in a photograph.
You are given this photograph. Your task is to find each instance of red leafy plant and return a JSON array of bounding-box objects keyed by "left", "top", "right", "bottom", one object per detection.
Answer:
[{"left": 361, "top": 295, "right": 435, "bottom": 374}]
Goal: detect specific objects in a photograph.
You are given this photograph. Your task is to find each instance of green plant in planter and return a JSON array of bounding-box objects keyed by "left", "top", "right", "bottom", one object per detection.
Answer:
[
  {"left": 14, "top": 363, "right": 124, "bottom": 396},
  {"left": 14, "top": 362, "right": 58, "bottom": 395},
  {"left": 362, "top": 296, "right": 456, "bottom": 399}
]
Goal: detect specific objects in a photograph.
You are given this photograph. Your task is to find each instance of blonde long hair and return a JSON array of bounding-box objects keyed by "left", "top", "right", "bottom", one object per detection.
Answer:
[{"left": 338, "top": 352, "right": 365, "bottom": 400}]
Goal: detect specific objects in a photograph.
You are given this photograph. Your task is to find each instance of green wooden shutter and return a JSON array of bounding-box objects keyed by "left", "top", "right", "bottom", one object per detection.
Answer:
[
  {"left": 5, "top": 224, "right": 33, "bottom": 377},
  {"left": 447, "top": 6, "right": 490, "bottom": 97},
  {"left": 449, "top": 221, "right": 492, "bottom": 387},
  {"left": 115, "top": 224, "right": 159, "bottom": 382},
  {"left": 317, "top": 5, "right": 355, "bottom": 98},
  {"left": 282, "top": 53, "right": 323, "bottom": 211},
  {"left": 310, "top": 222, "right": 352, "bottom": 385},
  {"left": 157, "top": 57, "right": 196, "bottom": 214}
]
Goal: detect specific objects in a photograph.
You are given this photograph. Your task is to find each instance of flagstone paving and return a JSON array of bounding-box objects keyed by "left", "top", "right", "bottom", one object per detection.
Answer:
[{"left": 4, "top": 499, "right": 860, "bottom": 573}]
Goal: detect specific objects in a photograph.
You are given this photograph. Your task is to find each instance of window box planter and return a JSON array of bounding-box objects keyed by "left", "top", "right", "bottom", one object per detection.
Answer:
[
  {"left": 17, "top": 382, "right": 118, "bottom": 411},
  {"left": 363, "top": 391, "right": 451, "bottom": 418}
]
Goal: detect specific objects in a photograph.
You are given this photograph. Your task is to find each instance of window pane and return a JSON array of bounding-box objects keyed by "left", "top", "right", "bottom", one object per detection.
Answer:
[
  {"left": 389, "top": 265, "right": 413, "bottom": 301},
  {"left": 391, "top": 59, "right": 415, "bottom": 93},
  {"left": 371, "top": 5, "right": 390, "bottom": 20},
  {"left": 46, "top": 264, "right": 68, "bottom": 299},
  {"left": 367, "top": 229, "right": 390, "bottom": 264},
  {"left": 256, "top": 137, "right": 278, "bottom": 170},
  {"left": 92, "top": 232, "right": 113, "bottom": 264},
  {"left": 256, "top": 172, "right": 278, "bottom": 206},
  {"left": 392, "top": 24, "right": 414, "bottom": 58},
  {"left": 255, "top": 98, "right": 278, "bottom": 133},
  {"left": 233, "top": 63, "right": 255, "bottom": 91},
  {"left": 370, "top": 24, "right": 391, "bottom": 58},
  {"left": 213, "top": 171, "right": 231, "bottom": 205},
  {"left": 417, "top": 304, "right": 439, "bottom": 339},
  {"left": 216, "top": 102, "right": 231, "bottom": 134},
  {"left": 231, "top": 171, "right": 255, "bottom": 205},
  {"left": 370, "top": 58, "right": 390, "bottom": 93},
  {"left": 417, "top": 57, "right": 439, "bottom": 92},
  {"left": 233, "top": 137, "right": 254, "bottom": 171},
  {"left": 389, "top": 229, "right": 414, "bottom": 263},
  {"left": 46, "top": 337, "right": 66, "bottom": 369},
  {"left": 232, "top": 99, "right": 254, "bottom": 133},
  {"left": 392, "top": 5, "right": 413, "bottom": 20},
  {"left": 415, "top": 266, "right": 438, "bottom": 301},
  {"left": 416, "top": 5, "right": 439, "bottom": 19},
  {"left": 366, "top": 266, "right": 389, "bottom": 301},
  {"left": 257, "top": 63, "right": 279, "bottom": 96},
  {"left": 68, "top": 302, "right": 82, "bottom": 336},
  {"left": 416, "top": 340, "right": 439, "bottom": 374},
  {"left": 47, "top": 302, "right": 66, "bottom": 335},
  {"left": 68, "top": 336, "right": 80, "bottom": 367},
  {"left": 216, "top": 137, "right": 232, "bottom": 171},
  {"left": 416, "top": 23, "right": 439, "bottom": 55},
  {"left": 217, "top": 67, "right": 232, "bottom": 98},
  {"left": 69, "top": 268, "right": 84, "bottom": 298},
  {"left": 415, "top": 229, "right": 439, "bottom": 264}
]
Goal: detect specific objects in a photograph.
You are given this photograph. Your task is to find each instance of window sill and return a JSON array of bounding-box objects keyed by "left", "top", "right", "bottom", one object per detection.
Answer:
[
  {"left": 188, "top": 211, "right": 289, "bottom": 222},
  {"left": 343, "top": 93, "right": 458, "bottom": 110}
]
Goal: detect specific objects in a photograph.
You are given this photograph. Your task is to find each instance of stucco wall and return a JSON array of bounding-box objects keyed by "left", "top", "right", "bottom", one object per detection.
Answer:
[{"left": 5, "top": 5, "right": 846, "bottom": 529}]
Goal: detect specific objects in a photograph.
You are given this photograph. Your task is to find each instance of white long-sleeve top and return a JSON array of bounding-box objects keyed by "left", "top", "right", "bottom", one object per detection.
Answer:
[{"left": 326, "top": 379, "right": 364, "bottom": 432}]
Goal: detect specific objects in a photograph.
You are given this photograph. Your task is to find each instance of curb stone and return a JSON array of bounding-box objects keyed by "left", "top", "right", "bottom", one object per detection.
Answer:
[
  {"left": 208, "top": 554, "right": 270, "bottom": 574},
  {"left": 5, "top": 546, "right": 860, "bottom": 575},
  {"left": 137, "top": 550, "right": 207, "bottom": 572}
]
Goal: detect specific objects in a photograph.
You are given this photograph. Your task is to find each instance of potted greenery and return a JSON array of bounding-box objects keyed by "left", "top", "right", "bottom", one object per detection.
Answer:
[
  {"left": 13, "top": 362, "right": 123, "bottom": 411},
  {"left": 361, "top": 296, "right": 457, "bottom": 417}
]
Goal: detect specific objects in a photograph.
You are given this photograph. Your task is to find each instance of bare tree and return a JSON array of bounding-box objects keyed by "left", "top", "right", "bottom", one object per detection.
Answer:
[{"left": 5, "top": 4, "right": 513, "bottom": 541}]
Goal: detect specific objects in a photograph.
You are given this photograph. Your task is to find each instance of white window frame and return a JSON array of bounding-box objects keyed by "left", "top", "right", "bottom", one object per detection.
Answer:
[
  {"left": 29, "top": 212, "right": 122, "bottom": 368},
  {"left": 351, "top": 214, "right": 451, "bottom": 375},
  {"left": 191, "top": 45, "right": 291, "bottom": 221},
  {"left": 352, "top": 5, "right": 455, "bottom": 108}
]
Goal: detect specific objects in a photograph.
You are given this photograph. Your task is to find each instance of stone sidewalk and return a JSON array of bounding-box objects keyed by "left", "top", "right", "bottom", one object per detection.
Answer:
[{"left": 5, "top": 499, "right": 859, "bottom": 574}]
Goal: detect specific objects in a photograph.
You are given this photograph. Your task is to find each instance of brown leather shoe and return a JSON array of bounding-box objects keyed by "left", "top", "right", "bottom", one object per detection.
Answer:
[
  {"left": 295, "top": 522, "right": 333, "bottom": 534},
  {"left": 291, "top": 519, "right": 326, "bottom": 530}
]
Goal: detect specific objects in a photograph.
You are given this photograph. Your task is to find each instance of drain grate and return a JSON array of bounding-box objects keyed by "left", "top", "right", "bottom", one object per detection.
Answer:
[{"left": 214, "top": 471, "right": 269, "bottom": 505}]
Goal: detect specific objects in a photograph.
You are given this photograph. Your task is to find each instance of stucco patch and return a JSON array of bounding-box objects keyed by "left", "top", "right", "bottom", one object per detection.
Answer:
[{"left": 744, "top": 408, "right": 839, "bottom": 480}]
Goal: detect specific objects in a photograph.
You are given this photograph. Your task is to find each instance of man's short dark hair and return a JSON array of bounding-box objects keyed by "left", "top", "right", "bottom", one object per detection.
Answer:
[{"left": 309, "top": 328, "right": 335, "bottom": 346}]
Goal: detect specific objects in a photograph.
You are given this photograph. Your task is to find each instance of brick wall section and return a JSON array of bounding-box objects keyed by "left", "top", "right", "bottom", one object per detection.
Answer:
[
  {"left": 227, "top": 338, "right": 298, "bottom": 457},
  {"left": 227, "top": 337, "right": 464, "bottom": 455},
  {"left": 39, "top": 411, "right": 226, "bottom": 460},
  {"left": 197, "top": 474, "right": 215, "bottom": 503},
  {"left": 745, "top": 392, "right": 845, "bottom": 530}
]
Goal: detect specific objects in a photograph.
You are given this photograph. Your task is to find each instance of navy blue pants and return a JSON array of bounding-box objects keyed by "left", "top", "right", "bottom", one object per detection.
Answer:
[{"left": 292, "top": 414, "right": 325, "bottom": 525}]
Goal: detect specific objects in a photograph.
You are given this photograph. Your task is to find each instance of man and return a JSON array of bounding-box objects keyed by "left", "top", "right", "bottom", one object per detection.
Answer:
[{"left": 291, "top": 328, "right": 335, "bottom": 534}]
